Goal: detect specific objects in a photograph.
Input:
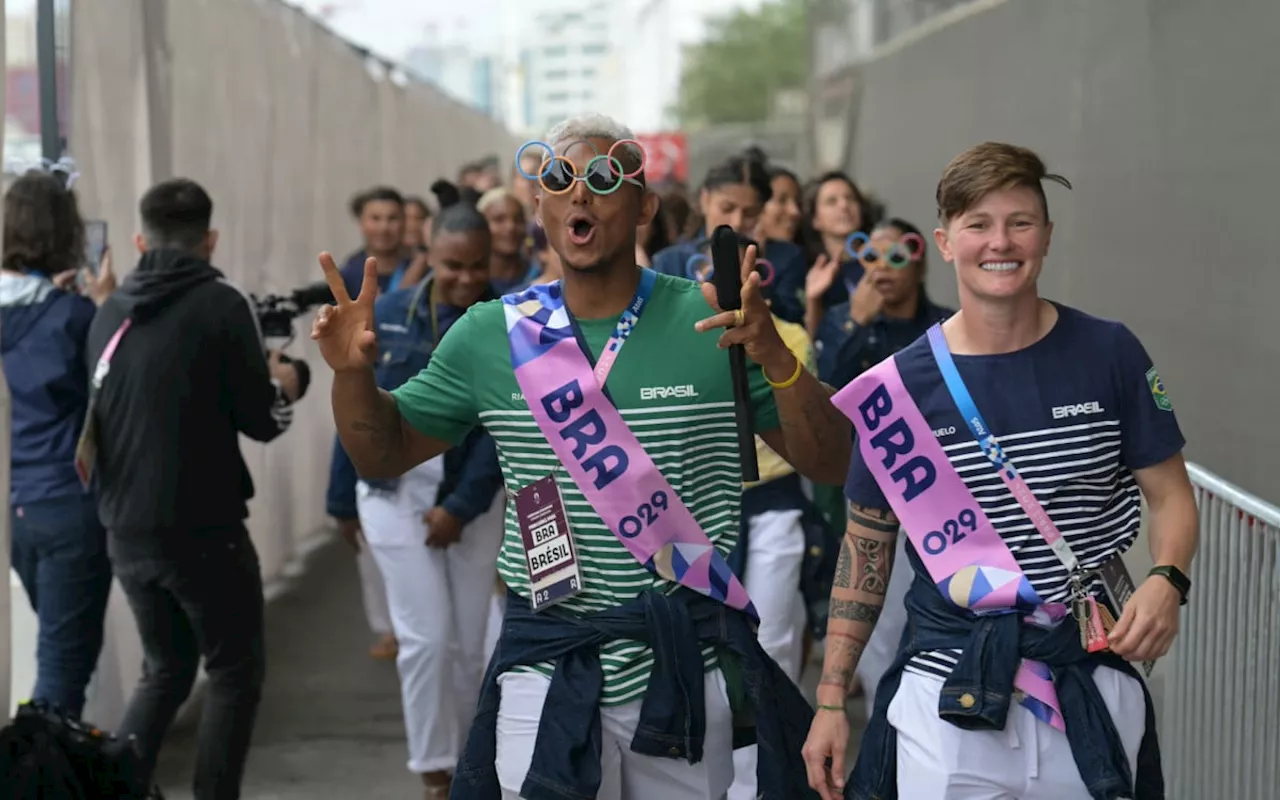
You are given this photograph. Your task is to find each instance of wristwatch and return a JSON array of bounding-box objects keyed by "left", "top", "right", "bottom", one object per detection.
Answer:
[{"left": 1148, "top": 565, "right": 1191, "bottom": 605}]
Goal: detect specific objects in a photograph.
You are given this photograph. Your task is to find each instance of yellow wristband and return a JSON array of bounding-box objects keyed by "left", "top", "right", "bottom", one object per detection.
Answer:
[{"left": 763, "top": 356, "right": 804, "bottom": 390}]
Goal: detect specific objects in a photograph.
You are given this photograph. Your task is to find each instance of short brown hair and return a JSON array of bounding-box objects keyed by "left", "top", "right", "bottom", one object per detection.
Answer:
[{"left": 935, "top": 142, "right": 1071, "bottom": 223}]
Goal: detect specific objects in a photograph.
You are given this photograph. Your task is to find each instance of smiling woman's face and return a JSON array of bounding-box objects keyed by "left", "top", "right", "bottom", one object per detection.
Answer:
[
  {"left": 935, "top": 185, "right": 1053, "bottom": 303},
  {"left": 810, "top": 177, "right": 862, "bottom": 240},
  {"left": 483, "top": 196, "right": 526, "bottom": 258}
]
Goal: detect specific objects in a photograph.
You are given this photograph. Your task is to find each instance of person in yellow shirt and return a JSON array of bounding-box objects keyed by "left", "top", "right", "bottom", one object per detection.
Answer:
[{"left": 728, "top": 310, "right": 827, "bottom": 800}]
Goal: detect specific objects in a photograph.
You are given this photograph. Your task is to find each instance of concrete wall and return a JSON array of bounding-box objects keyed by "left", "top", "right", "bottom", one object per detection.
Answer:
[{"left": 841, "top": 0, "right": 1279, "bottom": 501}]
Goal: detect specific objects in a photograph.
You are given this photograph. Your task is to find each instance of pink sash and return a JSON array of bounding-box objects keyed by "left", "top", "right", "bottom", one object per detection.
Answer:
[
  {"left": 832, "top": 357, "right": 1067, "bottom": 730},
  {"left": 502, "top": 276, "right": 757, "bottom": 619}
]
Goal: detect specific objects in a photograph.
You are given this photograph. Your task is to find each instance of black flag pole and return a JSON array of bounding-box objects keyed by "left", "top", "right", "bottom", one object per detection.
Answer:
[{"left": 709, "top": 225, "right": 760, "bottom": 483}]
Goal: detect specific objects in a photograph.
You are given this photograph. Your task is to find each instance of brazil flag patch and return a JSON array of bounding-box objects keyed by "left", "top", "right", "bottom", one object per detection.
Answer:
[{"left": 1146, "top": 367, "right": 1173, "bottom": 412}]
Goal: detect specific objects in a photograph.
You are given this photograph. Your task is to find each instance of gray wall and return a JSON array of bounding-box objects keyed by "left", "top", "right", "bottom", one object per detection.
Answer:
[{"left": 843, "top": 0, "right": 1280, "bottom": 501}]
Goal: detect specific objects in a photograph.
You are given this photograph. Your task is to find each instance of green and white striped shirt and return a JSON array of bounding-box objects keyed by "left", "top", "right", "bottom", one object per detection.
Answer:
[{"left": 393, "top": 273, "right": 779, "bottom": 706}]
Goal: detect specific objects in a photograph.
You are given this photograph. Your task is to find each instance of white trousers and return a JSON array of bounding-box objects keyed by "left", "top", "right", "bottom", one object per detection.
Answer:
[
  {"left": 483, "top": 587, "right": 506, "bottom": 667},
  {"left": 356, "top": 543, "right": 393, "bottom": 636},
  {"left": 889, "top": 669, "right": 1147, "bottom": 799},
  {"left": 496, "top": 670, "right": 735, "bottom": 800},
  {"left": 357, "top": 458, "right": 506, "bottom": 774},
  {"left": 728, "top": 508, "right": 807, "bottom": 800},
  {"left": 855, "top": 533, "right": 912, "bottom": 717}
]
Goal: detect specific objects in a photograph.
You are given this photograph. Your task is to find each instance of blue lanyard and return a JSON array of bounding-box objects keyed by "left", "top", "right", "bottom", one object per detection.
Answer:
[
  {"left": 387, "top": 263, "right": 406, "bottom": 294},
  {"left": 565, "top": 267, "right": 656, "bottom": 401},
  {"left": 926, "top": 323, "right": 1080, "bottom": 573},
  {"left": 926, "top": 323, "right": 1014, "bottom": 476}
]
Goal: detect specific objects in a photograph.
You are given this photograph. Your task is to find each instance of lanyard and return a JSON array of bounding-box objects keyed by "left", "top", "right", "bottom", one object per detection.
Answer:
[
  {"left": 566, "top": 267, "right": 657, "bottom": 393},
  {"left": 925, "top": 323, "right": 1080, "bottom": 575},
  {"left": 388, "top": 262, "right": 406, "bottom": 294},
  {"left": 428, "top": 280, "right": 441, "bottom": 343},
  {"left": 405, "top": 277, "right": 448, "bottom": 345},
  {"left": 92, "top": 318, "right": 133, "bottom": 391}
]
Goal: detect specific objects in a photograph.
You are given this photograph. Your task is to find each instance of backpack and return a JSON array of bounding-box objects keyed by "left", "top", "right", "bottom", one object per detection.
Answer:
[{"left": 0, "top": 701, "right": 162, "bottom": 799}]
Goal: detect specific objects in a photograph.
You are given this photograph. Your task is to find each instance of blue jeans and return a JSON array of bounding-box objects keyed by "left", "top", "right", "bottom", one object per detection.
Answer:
[
  {"left": 453, "top": 588, "right": 818, "bottom": 800},
  {"left": 10, "top": 492, "right": 112, "bottom": 717}
]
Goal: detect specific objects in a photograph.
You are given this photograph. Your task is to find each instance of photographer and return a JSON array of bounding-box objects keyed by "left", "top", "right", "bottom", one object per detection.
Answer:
[{"left": 83, "top": 178, "right": 304, "bottom": 800}]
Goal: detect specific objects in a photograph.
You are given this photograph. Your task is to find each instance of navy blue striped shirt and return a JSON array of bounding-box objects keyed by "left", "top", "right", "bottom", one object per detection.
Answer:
[{"left": 844, "top": 302, "right": 1186, "bottom": 680}]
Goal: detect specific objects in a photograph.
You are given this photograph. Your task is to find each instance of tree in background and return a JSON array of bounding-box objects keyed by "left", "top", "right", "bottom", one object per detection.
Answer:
[{"left": 675, "top": 0, "right": 808, "bottom": 128}]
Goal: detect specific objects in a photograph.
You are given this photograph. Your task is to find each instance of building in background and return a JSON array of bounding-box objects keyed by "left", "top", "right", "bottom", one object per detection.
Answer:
[
  {"left": 498, "top": 0, "right": 762, "bottom": 136},
  {"left": 498, "top": 0, "right": 617, "bottom": 135},
  {"left": 404, "top": 35, "right": 503, "bottom": 120},
  {"left": 300, "top": 0, "right": 770, "bottom": 144}
]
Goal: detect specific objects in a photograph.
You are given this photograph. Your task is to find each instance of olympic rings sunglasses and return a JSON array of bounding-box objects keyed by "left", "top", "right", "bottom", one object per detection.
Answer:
[
  {"left": 844, "top": 231, "right": 926, "bottom": 269},
  {"left": 685, "top": 252, "right": 776, "bottom": 288},
  {"left": 515, "top": 139, "right": 647, "bottom": 196}
]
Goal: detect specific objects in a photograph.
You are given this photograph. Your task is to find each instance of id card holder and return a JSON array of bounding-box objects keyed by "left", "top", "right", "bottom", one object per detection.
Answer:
[
  {"left": 514, "top": 475, "right": 582, "bottom": 612},
  {"left": 1095, "top": 555, "right": 1156, "bottom": 677},
  {"left": 74, "top": 396, "right": 101, "bottom": 488},
  {"left": 1074, "top": 594, "right": 1115, "bottom": 654},
  {"left": 75, "top": 318, "right": 131, "bottom": 488},
  {"left": 73, "top": 412, "right": 98, "bottom": 486}
]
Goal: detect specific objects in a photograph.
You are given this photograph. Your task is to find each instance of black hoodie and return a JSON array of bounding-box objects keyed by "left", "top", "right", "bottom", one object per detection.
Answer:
[{"left": 84, "top": 249, "right": 292, "bottom": 533}]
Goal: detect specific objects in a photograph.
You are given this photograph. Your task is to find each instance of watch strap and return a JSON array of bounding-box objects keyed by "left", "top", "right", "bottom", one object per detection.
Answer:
[{"left": 1149, "top": 565, "right": 1190, "bottom": 605}]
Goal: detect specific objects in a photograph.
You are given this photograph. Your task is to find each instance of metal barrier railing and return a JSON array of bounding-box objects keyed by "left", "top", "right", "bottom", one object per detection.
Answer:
[{"left": 1164, "top": 462, "right": 1280, "bottom": 799}]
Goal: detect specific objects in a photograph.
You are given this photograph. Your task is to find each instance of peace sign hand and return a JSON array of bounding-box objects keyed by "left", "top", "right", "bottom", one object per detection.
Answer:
[
  {"left": 311, "top": 253, "right": 379, "bottom": 373},
  {"left": 694, "top": 244, "right": 793, "bottom": 377}
]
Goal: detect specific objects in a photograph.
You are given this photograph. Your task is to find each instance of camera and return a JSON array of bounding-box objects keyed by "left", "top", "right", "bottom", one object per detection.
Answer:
[
  {"left": 251, "top": 281, "right": 334, "bottom": 340},
  {"left": 250, "top": 281, "right": 330, "bottom": 403}
]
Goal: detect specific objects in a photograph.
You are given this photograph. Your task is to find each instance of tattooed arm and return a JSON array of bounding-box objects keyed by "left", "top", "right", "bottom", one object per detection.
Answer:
[
  {"left": 816, "top": 502, "right": 899, "bottom": 708},
  {"left": 331, "top": 368, "right": 451, "bottom": 480}
]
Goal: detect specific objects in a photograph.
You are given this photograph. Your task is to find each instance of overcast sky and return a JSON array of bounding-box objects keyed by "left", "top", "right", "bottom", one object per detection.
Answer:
[{"left": 286, "top": 0, "right": 503, "bottom": 61}]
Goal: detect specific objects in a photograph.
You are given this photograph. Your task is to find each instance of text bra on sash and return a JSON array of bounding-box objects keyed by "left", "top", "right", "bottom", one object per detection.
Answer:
[
  {"left": 501, "top": 269, "right": 757, "bottom": 619},
  {"left": 830, "top": 354, "right": 1067, "bottom": 731}
]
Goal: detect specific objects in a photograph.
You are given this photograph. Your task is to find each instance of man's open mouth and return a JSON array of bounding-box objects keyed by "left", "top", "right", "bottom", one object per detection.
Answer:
[{"left": 567, "top": 216, "right": 596, "bottom": 245}]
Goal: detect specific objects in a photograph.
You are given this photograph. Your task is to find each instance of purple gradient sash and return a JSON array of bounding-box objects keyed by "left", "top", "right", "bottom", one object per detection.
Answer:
[
  {"left": 502, "top": 274, "right": 757, "bottom": 619},
  {"left": 832, "top": 357, "right": 1066, "bottom": 730}
]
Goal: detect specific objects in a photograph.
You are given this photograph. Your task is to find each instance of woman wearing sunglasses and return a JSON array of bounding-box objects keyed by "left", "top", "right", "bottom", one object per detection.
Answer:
[
  {"left": 649, "top": 149, "right": 809, "bottom": 326},
  {"left": 812, "top": 217, "right": 953, "bottom": 389}
]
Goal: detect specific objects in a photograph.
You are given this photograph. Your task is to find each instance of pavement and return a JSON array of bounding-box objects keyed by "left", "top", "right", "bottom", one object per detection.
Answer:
[{"left": 155, "top": 537, "right": 865, "bottom": 798}]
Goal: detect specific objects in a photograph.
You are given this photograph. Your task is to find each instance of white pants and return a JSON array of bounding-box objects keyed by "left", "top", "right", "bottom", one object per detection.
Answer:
[
  {"left": 728, "top": 508, "right": 807, "bottom": 800},
  {"left": 356, "top": 544, "right": 393, "bottom": 636},
  {"left": 889, "top": 669, "right": 1147, "bottom": 799},
  {"left": 357, "top": 458, "right": 506, "bottom": 774},
  {"left": 856, "top": 533, "right": 912, "bottom": 717},
  {"left": 496, "top": 670, "right": 735, "bottom": 800},
  {"left": 483, "top": 587, "right": 506, "bottom": 667}
]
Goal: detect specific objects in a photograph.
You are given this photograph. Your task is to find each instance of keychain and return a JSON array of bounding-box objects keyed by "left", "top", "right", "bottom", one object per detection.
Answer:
[{"left": 1071, "top": 577, "right": 1115, "bottom": 653}]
